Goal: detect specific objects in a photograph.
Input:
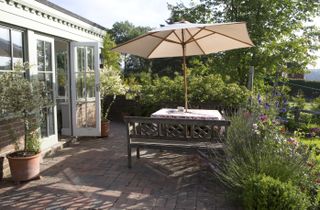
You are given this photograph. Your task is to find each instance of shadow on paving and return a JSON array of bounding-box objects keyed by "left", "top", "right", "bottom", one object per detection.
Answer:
[{"left": 0, "top": 122, "right": 241, "bottom": 210}]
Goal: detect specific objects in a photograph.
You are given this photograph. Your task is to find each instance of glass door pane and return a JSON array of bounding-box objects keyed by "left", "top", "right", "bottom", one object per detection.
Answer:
[
  {"left": 75, "top": 46, "right": 96, "bottom": 128},
  {"left": 55, "top": 39, "right": 70, "bottom": 135},
  {"left": 12, "top": 30, "right": 23, "bottom": 67},
  {"left": 71, "top": 42, "right": 100, "bottom": 136},
  {"left": 0, "top": 27, "right": 11, "bottom": 70},
  {"left": 37, "top": 39, "right": 55, "bottom": 138}
]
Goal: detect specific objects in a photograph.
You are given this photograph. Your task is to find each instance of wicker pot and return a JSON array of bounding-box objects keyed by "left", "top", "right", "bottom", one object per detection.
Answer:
[
  {"left": 101, "top": 120, "right": 110, "bottom": 137},
  {"left": 7, "top": 152, "right": 41, "bottom": 182}
]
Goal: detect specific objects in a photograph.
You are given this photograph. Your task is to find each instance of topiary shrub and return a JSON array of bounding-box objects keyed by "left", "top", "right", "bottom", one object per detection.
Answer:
[{"left": 243, "top": 174, "right": 311, "bottom": 210}]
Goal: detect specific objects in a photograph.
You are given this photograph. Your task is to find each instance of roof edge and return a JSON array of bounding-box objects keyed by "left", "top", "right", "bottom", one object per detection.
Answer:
[{"left": 35, "top": 0, "right": 107, "bottom": 31}]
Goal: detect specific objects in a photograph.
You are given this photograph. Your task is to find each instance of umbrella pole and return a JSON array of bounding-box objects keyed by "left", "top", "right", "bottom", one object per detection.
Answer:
[{"left": 182, "top": 44, "right": 188, "bottom": 112}]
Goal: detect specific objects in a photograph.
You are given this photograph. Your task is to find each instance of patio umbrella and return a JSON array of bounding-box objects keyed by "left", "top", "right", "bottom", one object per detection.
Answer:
[{"left": 112, "top": 21, "right": 254, "bottom": 112}]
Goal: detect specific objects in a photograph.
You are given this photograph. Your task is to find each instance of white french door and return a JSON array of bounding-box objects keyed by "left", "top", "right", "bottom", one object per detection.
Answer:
[
  {"left": 70, "top": 42, "right": 100, "bottom": 136},
  {"left": 34, "top": 34, "right": 58, "bottom": 148}
]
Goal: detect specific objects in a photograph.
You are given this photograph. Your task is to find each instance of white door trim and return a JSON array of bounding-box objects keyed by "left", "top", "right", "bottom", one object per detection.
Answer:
[{"left": 70, "top": 42, "right": 101, "bottom": 136}]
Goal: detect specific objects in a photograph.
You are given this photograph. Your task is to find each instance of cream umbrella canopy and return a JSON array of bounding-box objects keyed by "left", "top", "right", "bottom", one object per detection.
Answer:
[{"left": 112, "top": 21, "right": 254, "bottom": 112}]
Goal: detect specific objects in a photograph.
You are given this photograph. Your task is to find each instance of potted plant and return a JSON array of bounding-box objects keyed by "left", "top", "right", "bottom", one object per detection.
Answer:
[
  {"left": 0, "top": 63, "right": 49, "bottom": 182},
  {"left": 100, "top": 67, "right": 127, "bottom": 137}
]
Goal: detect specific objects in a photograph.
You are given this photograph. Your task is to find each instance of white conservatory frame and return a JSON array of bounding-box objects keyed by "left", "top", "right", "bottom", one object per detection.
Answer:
[{"left": 0, "top": 0, "right": 105, "bottom": 151}]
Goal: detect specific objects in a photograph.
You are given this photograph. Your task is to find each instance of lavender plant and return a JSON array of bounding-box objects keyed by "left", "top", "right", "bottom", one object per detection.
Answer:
[{"left": 209, "top": 93, "right": 319, "bottom": 207}]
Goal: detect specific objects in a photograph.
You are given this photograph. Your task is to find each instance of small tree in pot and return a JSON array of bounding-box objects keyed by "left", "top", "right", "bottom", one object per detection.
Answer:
[
  {"left": 100, "top": 67, "right": 127, "bottom": 137},
  {"left": 100, "top": 33, "right": 127, "bottom": 137},
  {"left": 0, "top": 63, "right": 50, "bottom": 181}
]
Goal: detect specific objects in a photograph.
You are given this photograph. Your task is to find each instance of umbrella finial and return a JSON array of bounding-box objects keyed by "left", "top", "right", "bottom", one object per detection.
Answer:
[{"left": 165, "top": 18, "right": 190, "bottom": 25}]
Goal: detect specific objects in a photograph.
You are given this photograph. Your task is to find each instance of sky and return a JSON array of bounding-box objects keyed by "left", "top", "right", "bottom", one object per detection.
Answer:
[
  {"left": 49, "top": 0, "right": 197, "bottom": 29},
  {"left": 50, "top": 0, "right": 319, "bottom": 69}
]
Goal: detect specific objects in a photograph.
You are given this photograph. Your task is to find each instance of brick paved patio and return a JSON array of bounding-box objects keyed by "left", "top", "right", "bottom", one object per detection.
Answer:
[{"left": 0, "top": 122, "right": 240, "bottom": 210}]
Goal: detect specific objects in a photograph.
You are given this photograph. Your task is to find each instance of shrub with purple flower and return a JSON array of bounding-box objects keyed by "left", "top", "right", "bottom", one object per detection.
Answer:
[{"left": 310, "top": 127, "right": 320, "bottom": 137}]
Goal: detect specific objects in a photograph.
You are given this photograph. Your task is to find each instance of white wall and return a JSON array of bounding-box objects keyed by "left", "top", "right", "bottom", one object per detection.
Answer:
[{"left": 0, "top": 0, "right": 105, "bottom": 43}]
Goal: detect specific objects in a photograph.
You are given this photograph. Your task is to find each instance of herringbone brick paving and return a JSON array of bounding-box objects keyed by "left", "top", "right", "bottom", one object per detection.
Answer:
[{"left": 0, "top": 122, "right": 240, "bottom": 209}]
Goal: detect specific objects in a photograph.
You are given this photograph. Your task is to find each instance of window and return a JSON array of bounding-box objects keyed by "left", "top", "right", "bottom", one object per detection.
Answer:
[
  {"left": 0, "top": 26, "right": 24, "bottom": 71},
  {"left": 37, "top": 39, "right": 55, "bottom": 137},
  {"left": 55, "top": 39, "right": 69, "bottom": 99}
]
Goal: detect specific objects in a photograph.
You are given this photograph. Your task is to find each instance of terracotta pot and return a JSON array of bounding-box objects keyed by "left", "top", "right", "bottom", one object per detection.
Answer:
[
  {"left": 101, "top": 120, "right": 110, "bottom": 137},
  {"left": 7, "top": 152, "right": 41, "bottom": 182}
]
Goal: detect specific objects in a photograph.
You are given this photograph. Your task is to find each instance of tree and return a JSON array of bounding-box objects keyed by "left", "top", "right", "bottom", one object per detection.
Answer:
[
  {"left": 102, "top": 33, "right": 121, "bottom": 71},
  {"left": 108, "top": 21, "right": 152, "bottom": 75},
  {"left": 0, "top": 63, "right": 50, "bottom": 154},
  {"left": 108, "top": 21, "right": 151, "bottom": 44},
  {"left": 168, "top": 0, "right": 320, "bottom": 86}
]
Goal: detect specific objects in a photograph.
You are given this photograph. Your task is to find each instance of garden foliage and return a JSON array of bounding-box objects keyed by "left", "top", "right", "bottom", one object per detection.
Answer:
[
  {"left": 107, "top": 21, "right": 152, "bottom": 75},
  {"left": 289, "top": 80, "right": 320, "bottom": 99},
  {"left": 0, "top": 64, "right": 49, "bottom": 154},
  {"left": 243, "top": 174, "right": 311, "bottom": 210},
  {"left": 209, "top": 95, "right": 319, "bottom": 208},
  {"left": 168, "top": 0, "right": 320, "bottom": 86},
  {"left": 132, "top": 72, "right": 249, "bottom": 115},
  {"left": 100, "top": 67, "right": 127, "bottom": 120}
]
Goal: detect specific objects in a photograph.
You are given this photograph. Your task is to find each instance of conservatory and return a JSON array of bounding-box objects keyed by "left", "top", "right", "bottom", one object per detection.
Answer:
[{"left": 0, "top": 0, "right": 105, "bottom": 152}]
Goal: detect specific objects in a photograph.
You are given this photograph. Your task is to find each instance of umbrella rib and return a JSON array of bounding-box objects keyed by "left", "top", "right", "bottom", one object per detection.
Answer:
[
  {"left": 112, "top": 32, "right": 157, "bottom": 50},
  {"left": 146, "top": 31, "right": 176, "bottom": 58},
  {"left": 204, "top": 28, "right": 254, "bottom": 46},
  {"left": 173, "top": 31, "right": 182, "bottom": 43},
  {"left": 185, "top": 27, "right": 206, "bottom": 43},
  {"left": 186, "top": 32, "right": 216, "bottom": 44},
  {"left": 185, "top": 28, "right": 206, "bottom": 55},
  {"left": 149, "top": 34, "right": 181, "bottom": 44}
]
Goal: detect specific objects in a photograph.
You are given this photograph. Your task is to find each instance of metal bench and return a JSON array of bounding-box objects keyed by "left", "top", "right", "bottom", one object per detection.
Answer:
[{"left": 124, "top": 116, "right": 231, "bottom": 168}]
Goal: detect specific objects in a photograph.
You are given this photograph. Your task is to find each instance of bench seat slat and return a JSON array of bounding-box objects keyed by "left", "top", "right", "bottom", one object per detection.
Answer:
[
  {"left": 130, "top": 135, "right": 222, "bottom": 142},
  {"left": 131, "top": 138, "right": 224, "bottom": 150}
]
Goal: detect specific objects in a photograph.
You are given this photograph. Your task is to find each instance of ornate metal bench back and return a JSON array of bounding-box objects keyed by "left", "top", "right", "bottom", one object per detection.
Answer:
[{"left": 124, "top": 116, "right": 230, "bottom": 142}]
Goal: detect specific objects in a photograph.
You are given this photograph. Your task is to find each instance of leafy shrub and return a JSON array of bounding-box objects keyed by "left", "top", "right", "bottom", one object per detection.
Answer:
[
  {"left": 317, "top": 191, "right": 320, "bottom": 208},
  {"left": 100, "top": 67, "right": 128, "bottom": 120},
  {"left": 285, "top": 118, "right": 299, "bottom": 132},
  {"left": 189, "top": 74, "right": 249, "bottom": 106},
  {"left": 291, "top": 90, "right": 306, "bottom": 110},
  {"left": 243, "top": 174, "right": 311, "bottom": 210},
  {"left": 210, "top": 112, "right": 316, "bottom": 207},
  {"left": 134, "top": 72, "right": 249, "bottom": 115},
  {"left": 311, "top": 97, "right": 320, "bottom": 111},
  {"left": 300, "top": 112, "right": 313, "bottom": 123},
  {"left": 137, "top": 73, "right": 184, "bottom": 115},
  {"left": 216, "top": 113, "right": 312, "bottom": 186}
]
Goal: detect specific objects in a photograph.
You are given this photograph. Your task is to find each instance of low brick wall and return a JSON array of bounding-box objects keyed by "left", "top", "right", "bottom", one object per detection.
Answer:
[{"left": 0, "top": 118, "right": 25, "bottom": 178}]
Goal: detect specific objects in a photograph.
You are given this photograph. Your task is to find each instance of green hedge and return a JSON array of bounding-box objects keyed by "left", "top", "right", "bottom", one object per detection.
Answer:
[
  {"left": 288, "top": 80, "right": 320, "bottom": 99},
  {"left": 135, "top": 73, "right": 249, "bottom": 115}
]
